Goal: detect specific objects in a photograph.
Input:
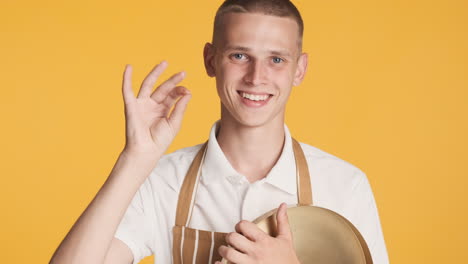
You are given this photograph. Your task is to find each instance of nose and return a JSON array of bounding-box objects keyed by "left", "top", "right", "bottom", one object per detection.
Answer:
[{"left": 243, "top": 60, "right": 267, "bottom": 86}]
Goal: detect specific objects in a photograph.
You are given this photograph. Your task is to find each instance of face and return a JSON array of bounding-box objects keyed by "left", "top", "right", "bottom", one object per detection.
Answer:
[{"left": 204, "top": 12, "right": 308, "bottom": 128}]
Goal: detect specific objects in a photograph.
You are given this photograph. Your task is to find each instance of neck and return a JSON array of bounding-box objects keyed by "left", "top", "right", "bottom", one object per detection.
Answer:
[{"left": 216, "top": 112, "right": 286, "bottom": 183}]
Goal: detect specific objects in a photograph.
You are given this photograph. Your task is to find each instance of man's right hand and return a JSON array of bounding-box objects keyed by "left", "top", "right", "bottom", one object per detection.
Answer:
[
  {"left": 49, "top": 61, "right": 191, "bottom": 264},
  {"left": 121, "top": 61, "right": 191, "bottom": 161}
]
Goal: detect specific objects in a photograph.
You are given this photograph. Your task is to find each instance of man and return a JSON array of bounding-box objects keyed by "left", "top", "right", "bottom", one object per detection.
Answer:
[{"left": 50, "top": 0, "right": 389, "bottom": 263}]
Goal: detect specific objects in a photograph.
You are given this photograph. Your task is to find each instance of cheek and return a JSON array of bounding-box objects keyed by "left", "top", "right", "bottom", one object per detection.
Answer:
[
  {"left": 216, "top": 65, "right": 242, "bottom": 98},
  {"left": 271, "top": 67, "right": 295, "bottom": 88},
  {"left": 221, "top": 62, "right": 245, "bottom": 80},
  {"left": 217, "top": 64, "right": 245, "bottom": 92}
]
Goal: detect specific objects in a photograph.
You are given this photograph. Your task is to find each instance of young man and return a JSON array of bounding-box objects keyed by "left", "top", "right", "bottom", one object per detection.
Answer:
[{"left": 50, "top": 0, "right": 389, "bottom": 263}]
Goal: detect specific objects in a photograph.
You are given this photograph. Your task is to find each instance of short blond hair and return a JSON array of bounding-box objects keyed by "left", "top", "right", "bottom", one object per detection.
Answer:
[{"left": 213, "top": 0, "right": 304, "bottom": 49}]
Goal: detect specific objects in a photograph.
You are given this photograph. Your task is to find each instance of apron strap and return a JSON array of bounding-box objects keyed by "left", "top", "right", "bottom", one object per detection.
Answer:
[
  {"left": 174, "top": 142, "right": 208, "bottom": 227},
  {"left": 292, "top": 138, "right": 313, "bottom": 205}
]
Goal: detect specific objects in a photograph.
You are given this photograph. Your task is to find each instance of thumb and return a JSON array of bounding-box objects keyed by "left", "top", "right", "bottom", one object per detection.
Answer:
[{"left": 276, "top": 202, "right": 292, "bottom": 240}]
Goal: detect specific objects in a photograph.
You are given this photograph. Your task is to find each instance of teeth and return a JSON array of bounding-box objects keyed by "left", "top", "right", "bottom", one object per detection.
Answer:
[{"left": 241, "top": 92, "right": 269, "bottom": 101}]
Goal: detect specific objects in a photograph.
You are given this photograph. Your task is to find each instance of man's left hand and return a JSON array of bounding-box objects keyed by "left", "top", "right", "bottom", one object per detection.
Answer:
[{"left": 216, "top": 202, "right": 300, "bottom": 264}]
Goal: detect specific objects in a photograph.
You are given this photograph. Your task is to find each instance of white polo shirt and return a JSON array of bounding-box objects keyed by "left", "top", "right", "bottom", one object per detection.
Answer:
[{"left": 114, "top": 121, "right": 389, "bottom": 264}]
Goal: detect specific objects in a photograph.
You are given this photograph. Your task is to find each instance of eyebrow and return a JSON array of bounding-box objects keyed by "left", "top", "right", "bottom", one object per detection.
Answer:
[{"left": 223, "top": 45, "right": 293, "bottom": 58}]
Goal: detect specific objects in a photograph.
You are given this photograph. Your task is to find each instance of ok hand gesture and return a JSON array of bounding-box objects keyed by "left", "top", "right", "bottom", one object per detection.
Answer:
[{"left": 121, "top": 61, "right": 191, "bottom": 161}]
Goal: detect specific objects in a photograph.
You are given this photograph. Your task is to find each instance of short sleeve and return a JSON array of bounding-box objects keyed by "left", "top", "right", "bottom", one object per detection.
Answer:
[
  {"left": 348, "top": 170, "right": 390, "bottom": 264},
  {"left": 114, "top": 177, "right": 156, "bottom": 264}
]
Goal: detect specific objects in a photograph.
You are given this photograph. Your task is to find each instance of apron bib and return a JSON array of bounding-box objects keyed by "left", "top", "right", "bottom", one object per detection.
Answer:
[{"left": 172, "top": 139, "right": 312, "bottom": 264}]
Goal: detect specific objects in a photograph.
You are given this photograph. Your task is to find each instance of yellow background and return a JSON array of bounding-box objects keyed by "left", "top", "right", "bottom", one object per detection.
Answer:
[{"left": 1, "top": 0, "right": 467, "bottom": 263}]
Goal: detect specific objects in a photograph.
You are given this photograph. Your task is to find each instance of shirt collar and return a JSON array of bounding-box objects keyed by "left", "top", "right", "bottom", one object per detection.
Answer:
[{"left": 200, "top": 121, "right": 297, "bottom": 195}]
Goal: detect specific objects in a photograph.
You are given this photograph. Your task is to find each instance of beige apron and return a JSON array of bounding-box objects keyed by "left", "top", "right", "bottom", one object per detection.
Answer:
[{"left": 172, "top": 139, "right": 312, "bottom": 264}]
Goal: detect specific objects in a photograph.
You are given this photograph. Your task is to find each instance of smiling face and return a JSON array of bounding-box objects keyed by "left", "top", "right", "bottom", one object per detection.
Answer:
[{"left": 204, "top": 12, "right": 308, "bottom": 128}]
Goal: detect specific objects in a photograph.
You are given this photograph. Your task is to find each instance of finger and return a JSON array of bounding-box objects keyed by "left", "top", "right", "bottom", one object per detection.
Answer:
[
  {"left": 276, "top": 202, "right": 293, "bottom": 240},
  {"left": 218, "top": 245, "right": 248, "bottom": 264},
  {"left": 137, "top": 61, "right": 168, "bottom": 98},
  {"left": 235, "top": 220, "right": 267, "bottom": 242},
  {"left": 167, "top": 90, "right": 191, "bottom": 130},
  {"left": 225, "top": 232, "right": 254, "bottom": 254},
  {"left": 161, "top": 86, "right": 189, "bottom": 109},
  {"left": 122, "top": 64, "right": 135, "bottom": 105},
  {"left": 151, "top": 71, "right": 186, "bottom": 103}
]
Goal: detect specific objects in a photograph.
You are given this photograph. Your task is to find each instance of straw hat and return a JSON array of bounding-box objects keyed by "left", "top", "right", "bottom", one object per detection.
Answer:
[{"left": 222, "top": 205, "right": 373, "bottom": 264}]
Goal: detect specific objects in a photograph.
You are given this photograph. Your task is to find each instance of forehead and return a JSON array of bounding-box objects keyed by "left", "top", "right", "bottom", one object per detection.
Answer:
[{"left": 216, "top": 12, "right": 300, "bottom": 55}]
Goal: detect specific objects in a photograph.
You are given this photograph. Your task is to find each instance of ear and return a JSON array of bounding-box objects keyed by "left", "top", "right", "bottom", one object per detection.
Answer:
[
  {"left": 203, "top": 42, "right": 216, "bottom": 77},
  {"left": 293, "top": 52, "right": 308, "bottom": 86}
]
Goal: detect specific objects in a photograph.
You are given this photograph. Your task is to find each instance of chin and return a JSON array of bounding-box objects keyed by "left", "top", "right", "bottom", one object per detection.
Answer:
[
  {"left": 236, "top": 119, "right": 268, "bottom": 128},
  {"left": 220, "top": 101, "right": 285, "bottom": 128},
  {"left": 232, "top": 112, "right": 280, "bottom": 128}
]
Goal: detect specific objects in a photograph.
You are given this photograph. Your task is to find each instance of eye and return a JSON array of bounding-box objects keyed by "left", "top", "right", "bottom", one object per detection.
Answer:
[
  {"left": 230, "top": 53, "right": 248, "bottom": 61},
  {"left": 272, "top": 57, "right": 284, "bottom": 64}
]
